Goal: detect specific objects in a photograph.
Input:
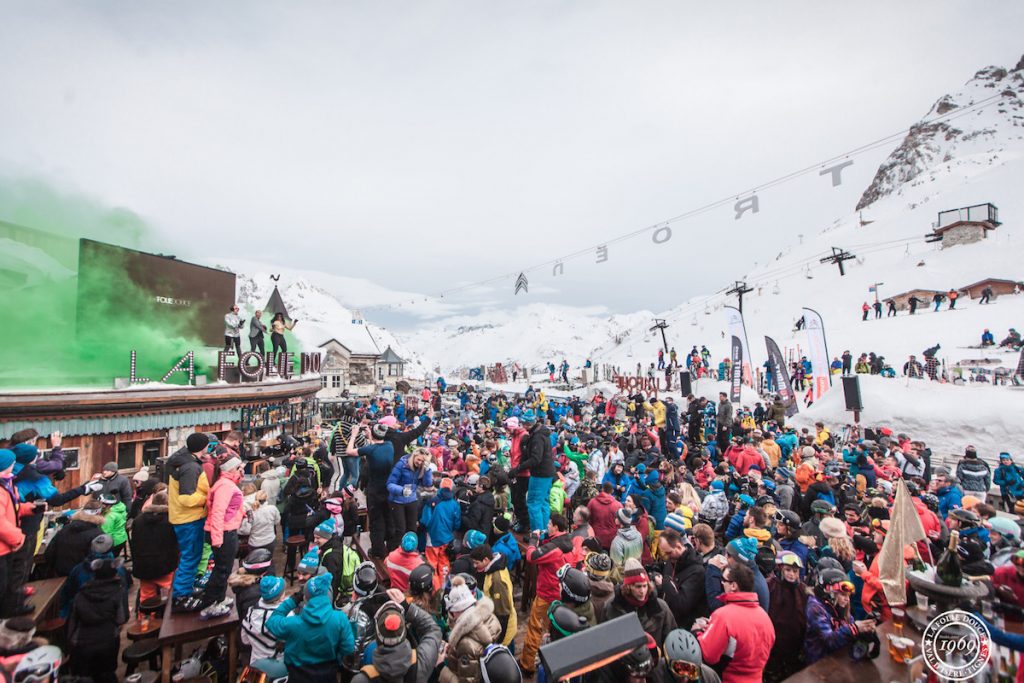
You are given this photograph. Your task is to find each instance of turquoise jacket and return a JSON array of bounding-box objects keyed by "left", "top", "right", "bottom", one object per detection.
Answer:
[{"left": 266, "top": 592, "right": 355, "bottom": 668}]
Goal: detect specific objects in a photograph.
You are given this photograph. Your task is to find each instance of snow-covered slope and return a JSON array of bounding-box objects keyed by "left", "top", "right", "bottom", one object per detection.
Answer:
[{"left": 399, "top": 304, "right": 655, "bottom": 371}]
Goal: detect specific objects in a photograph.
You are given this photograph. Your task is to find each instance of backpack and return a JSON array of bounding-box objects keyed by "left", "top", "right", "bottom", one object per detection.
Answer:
[{"left": 360, "top": 650, "right": 417, "bottom": 682}]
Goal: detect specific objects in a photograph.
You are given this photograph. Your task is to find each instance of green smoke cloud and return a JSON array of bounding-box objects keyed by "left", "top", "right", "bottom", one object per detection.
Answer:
[{"left": 0, "top": 177, "right": 214, "bottom": 387}]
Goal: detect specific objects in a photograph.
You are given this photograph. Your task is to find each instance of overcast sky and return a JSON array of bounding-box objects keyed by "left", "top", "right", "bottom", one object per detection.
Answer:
[{"left": 1, "top": 2, "right": 1021, "bottom": 328}]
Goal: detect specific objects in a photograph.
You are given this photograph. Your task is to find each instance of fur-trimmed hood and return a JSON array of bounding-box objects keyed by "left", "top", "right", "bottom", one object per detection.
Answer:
[
  {"left": 140, "top": 503, "right": 168, "bottom": 515},
  {"left": 70, "top": 510, "right": 106, "bottom": 526},
  {"left": 229, "top": 568, "right": 261, "bottom": 588},
  {"left": 447, "top": 595, "right": 499, "bottom": 650}
]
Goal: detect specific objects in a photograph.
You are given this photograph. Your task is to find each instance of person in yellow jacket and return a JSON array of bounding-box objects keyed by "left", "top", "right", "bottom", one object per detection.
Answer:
[
  {"left": 643, "top": 398, "right": 667, "bottom": 429},
  {"left": 814, "top": 421, "right": 832, "bottom": 446},
  {"left": 167, "top": 433, "right": 212, "bottom": 613},
  {"left": 759, "top": 431, "right": 782, "bottom": 468},
  {"left": 470, "top": 544, "right": 518, "bottom": 647}
]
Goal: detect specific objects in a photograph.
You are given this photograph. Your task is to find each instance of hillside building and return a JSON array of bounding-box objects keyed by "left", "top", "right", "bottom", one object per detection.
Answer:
[{"left": 931, "top": 203, "right": 1000, "bottom": 248}]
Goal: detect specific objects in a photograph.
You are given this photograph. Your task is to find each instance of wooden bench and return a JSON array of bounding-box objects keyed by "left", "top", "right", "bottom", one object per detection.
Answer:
[{"left": 25, "top": 577, "right": 65, "bottom": 626}]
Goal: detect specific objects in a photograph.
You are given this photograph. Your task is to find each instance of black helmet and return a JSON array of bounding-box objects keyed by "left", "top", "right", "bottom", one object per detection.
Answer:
[
  {"left": 480, "top": 644, "right": 523, "bottom": 683},
  {"left": 949, "top": 508, "right": 980, "bottom": 527},
  {"left": 242, "top": 548, "right": 274, "bottom": 574},
  {"left": 353, "top": 561, "right": 379, "bottom": 597},
  {"left": 815, "top": 557, "right": 845, "bottom": 575},
  {"left": 617, "top": 639, "right": 656, "bottom": 676},
  {"left": 815, "top": 567, "right": 849, "bottom": 601},
  {"left": 920, "top": 493, "right": 939, "bottom": 512},
  {"left": 280, "top": 434, "right": 300, "bottom": 451},
  {"left": 664, "top": 628, "right": 703, "bottom": 674},
  {"left": 775, "top": 510, "right": 801, "bottom": 529},
  {"left": 755, "top": 546, "right": 777, "bottom": 577},
  {"left": 409, "top": 564, "right": 434, "bottom": 596},
  {"left": 557, "top": 565, "right": 591, "bottom": 604},
  {"left": 547, "top": 601, "right": 588, "bottom": 640}
]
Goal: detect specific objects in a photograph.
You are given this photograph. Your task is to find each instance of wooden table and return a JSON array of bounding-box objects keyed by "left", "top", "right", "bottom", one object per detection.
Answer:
[
  {"left": 783, "top": 620, "right": 913, "bottom": 682},
  {"left": 26, "top": 577, "right": 65, "bottom": 626},
  {"left": 157, "top": 599, "right": 239, "bottom": 683}
]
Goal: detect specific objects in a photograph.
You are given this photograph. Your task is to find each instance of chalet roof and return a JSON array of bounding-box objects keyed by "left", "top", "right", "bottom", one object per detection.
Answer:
[
  {"left": 379, "top": 346, "right": 404, "bottom": 364},
  {"left": 960, "top": 277, "right": 1023, "bottom": 290},
  {"left": 263, "top": 286, "right": 291, "bottom": 319},
  {"left": 318, "top": 338, "right": 353, "bottom": 354},
  {"left": 932, "top": 220, "right": 997, "bottom": 236},
  {"left": 887, "top": 288, "right": 945, "bottom": 300}
]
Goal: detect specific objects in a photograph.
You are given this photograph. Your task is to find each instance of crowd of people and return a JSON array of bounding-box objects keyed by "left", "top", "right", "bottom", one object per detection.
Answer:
[{"left": 0, "top": 379, "right": 1022, "bottom": 683}]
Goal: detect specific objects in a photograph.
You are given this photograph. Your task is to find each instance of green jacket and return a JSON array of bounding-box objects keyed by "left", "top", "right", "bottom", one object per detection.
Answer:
[{"left": 101, "top": 501, "right": 128, "bottom": 546}]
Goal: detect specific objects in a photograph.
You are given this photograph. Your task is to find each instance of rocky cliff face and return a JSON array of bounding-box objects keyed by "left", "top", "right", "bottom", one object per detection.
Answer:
[{"left": 857, "top": 57, "right": 1024, "bottom": 211}]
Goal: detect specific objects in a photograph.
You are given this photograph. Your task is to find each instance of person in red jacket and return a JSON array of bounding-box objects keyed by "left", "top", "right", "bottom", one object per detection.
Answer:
[
  {"left": 506, "top": 417, "right": 530, "bottom": 532},
  {"left": 386, "top": 532, "right": 425, "bottom": 594},
  {"left": 0, "top": 449, "right": 35, "bottom": 618},
  {"left": 994, "top": 551, "right": 1024, "bottom": 607},
  {"left": 725, "top": 438, "right": 764, "bottom": 477},
  {"left": 693, "top": 563, "right": 775, "bottom": 683},
  {"left": 518, "top": 514, "right": 584, "bottom": 675},
  {"left": 586, "top": 483, "right": 623, "bottom": 551}
]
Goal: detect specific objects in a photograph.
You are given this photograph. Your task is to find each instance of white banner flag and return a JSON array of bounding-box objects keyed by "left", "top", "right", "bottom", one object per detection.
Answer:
[
  {"left": 724, "top": 306, "right": 754, "bottom": 388},
  {"left": 802, "top": 307, "right": 832, "bottom": 400}
]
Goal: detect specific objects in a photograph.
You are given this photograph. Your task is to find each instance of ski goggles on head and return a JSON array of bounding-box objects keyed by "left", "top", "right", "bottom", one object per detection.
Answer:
[
  {"left": 826, "top": 580, "right": 855, "bottom": 594},
  {"left": 625, "top": 656, "right": 655, "bottom": 676},
  {"left": 668, "top": 659, "right": 700, "bottom": 682},
  {"left": 777, "top": 553, "right": 804, "bottom": 569}
]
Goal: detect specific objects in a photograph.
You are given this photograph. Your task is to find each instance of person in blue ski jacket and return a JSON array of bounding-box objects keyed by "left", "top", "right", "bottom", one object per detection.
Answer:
[
  {"left": 641, "top": 471, "right": 668, "bottom": 530},
  {"left": 725, "top": 495, "right": 756, "bottom": 541},
  {"left": 934, "top": 471, "right": 964, "bottom": 520},
  {"left": 601, "top": 463, "right": 630, "bottom": 504},
  {"left": 994, "top": 452, "right": 1024, "bottom": 510},
  {"left": 266, "top": 572, "right": 355, "bottom": 678},
  {"left": 420, "top": 484, "right": 461, "bottom": 547}
]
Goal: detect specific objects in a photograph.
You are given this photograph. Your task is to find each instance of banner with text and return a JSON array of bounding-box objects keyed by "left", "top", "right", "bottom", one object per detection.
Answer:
[
  {"left": 802, "top": 307, "right": 832, "bottom": 401},
  {"left": 764, "top": 336, "right": 799, "bottom": 417},
  {"left": 724, "top": 305, "right": 754, "bottom": 387},
  {"left": 730, "top": 335, "right": 743, "bottom": 404}
]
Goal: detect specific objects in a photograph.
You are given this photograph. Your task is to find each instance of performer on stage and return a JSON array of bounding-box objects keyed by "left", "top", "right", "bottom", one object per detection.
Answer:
[
  {"left": 270, "top": 312, "right": 297, "bottom": 361},
  {"left": 224, "top": 305, "right": 244, "bottom": 357},
  {"left": 249, "top": 309, "right": 268, "bottom": 354}
]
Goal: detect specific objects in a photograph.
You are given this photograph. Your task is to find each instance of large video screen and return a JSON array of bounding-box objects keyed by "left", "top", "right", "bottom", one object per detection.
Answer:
[{"left": 76, "top": 239, "right": 236, "bottom": 347}]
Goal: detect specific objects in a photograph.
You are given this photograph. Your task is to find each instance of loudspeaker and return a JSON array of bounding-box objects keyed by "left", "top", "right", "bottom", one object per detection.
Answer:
[
  {"left": 678, "top": 371, "right": 692, "bottom": 396},
  {"left": 842, "top": 375, "right": 863, "bottom": 411}
]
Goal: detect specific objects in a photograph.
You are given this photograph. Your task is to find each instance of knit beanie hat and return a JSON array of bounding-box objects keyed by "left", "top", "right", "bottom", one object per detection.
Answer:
[
  {"left": 738, "top": 494, "right": 755, "bottom": 508},
  {"left": 710, "top": 480, "right": 725, "bottom": 491},
  {"left": 90, "top": 534, "right": 114, "bottom": 556},
  {"left": 401, "top": 532, "right": 418, "bottom": 553},
  {"left": 220, "top": 457, "right": 243, "bottom": 473},
  {"left": 305, "top": 571, "right": 333, "bottom": 598},
  {"left": 186, "top": 433, "right": 210, "bottom": 453},
  {"left": 622, "top": 558, "right": 648, "bottom": 586},
  {"left": 726, "top": 537, "right": 758, "bottom": 563},
  {"left": 775, "top": 467, "right": 793, "bottom": 481},
  {"left": 314, "top": 519, "right": 336, "bottom": 540},
  {"left": 12, "top": 444, "right": 37, "bottom": 465},
  {"left": 440, "top": 477, "right": 454, "bottom": 490},
  {"left": 374, "top": 601, "right": 407, "bottom": 646},
  {"left": 260, "top": 576, "right": 286, "bottom": 601},
  {"left": 819, "top": 517, "right": 847, "bottom": 540},
  {"left": 465, "top": 529, "right": 488, "bottom": 549},
  {"left": 617, "top": 508, "right": 634, "bottom": 526},
  {"left": 446, "top": 575, "right": 476, "bottom": 614},
  {"left": 585, "top": 552, "right": 612, "bottom": 580},
  {"left": 664, "top": 512, "right": 690, "bottom": 534},
  {"left": 297, "top": 549, "right": 320, "bottom": 574},
  {"left": 0, "top": 449, "right": 15, "bottom": 474}
]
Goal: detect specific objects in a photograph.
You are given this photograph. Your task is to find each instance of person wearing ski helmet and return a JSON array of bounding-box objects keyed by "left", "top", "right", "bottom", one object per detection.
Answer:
[
  {"left": 663, "top": 629, "right": 720, "bottom": 682},
  {"left": 595, "top": 633, "right": 662, "bottom": 683},
  {"left": 765, "top": 551, "right": 807, "bottom": 680},
  {"left": 345, "top": 561, "right": 389, "bottom": 665},
  {"left": 349, "top": 592, "right": 443, "bottom": 683},
  {"left": 556, "top": 564, "right": 595, "bottom": 625},
  {"left": 774, "top": 509, "right": 809, "bottom": 572},
  {"left": 804, "top": 567, "right": 875, "bottom": 664},
  {"left": 480, "top": 644, "right": 523, "bottom": 683}
]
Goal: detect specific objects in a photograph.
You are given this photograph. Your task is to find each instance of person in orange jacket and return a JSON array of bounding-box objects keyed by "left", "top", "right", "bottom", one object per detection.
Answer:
[{"left": 0, "top": 449, "right": 37, "bottom": 617}]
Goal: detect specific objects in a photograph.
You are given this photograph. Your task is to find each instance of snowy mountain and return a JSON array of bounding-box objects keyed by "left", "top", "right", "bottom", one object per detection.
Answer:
[{"left": 398, "top": 304, "right": 655, "bottom": 371}]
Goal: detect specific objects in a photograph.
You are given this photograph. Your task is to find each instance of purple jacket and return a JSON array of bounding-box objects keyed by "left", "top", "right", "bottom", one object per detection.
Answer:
[{"left": 804, "top": 596, "right": 856, "bottom": 664}]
